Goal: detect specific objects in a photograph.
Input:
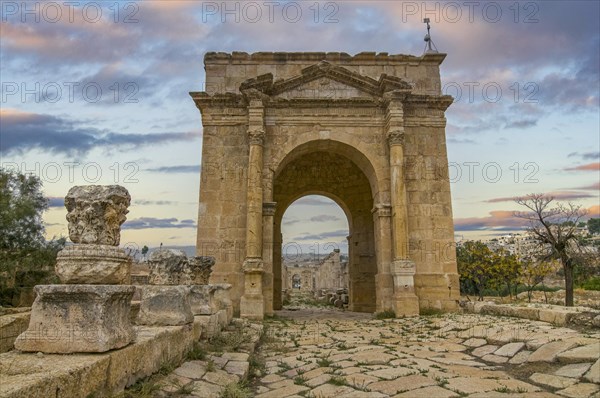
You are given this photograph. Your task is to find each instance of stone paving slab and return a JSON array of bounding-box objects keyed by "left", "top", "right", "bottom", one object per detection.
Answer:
[
  {"left": 583, "top": 358, "right": 599, "bottom": 383},
  {"left": 253, "top": 309, "right": 600, "bottom": 398},
  {"left": 557, "top": 343, "right": 600, "bottom": 363},
  {"left": 556, "top": 383, "right": 600, "bottom": 398},
  {"left": 555, "top": 363, "right": 593, "bottom": 378},
  {"left": 528, "top": 341, "right": 579, "bottom": 362}
]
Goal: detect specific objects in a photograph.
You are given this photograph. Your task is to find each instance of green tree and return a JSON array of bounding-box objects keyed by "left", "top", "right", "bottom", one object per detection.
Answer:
[
  {"left": 588, "top": 218, "right": 600, "bottom": 235},
  {"left": 494, "top": 249, "right": 521, "bottom": 299},
  {"left": 519, "top": 259, "right": 553, "bottom": 303},
  {"left": 141, "top": 245, "right": 149, "bottom": 259},
  {"left": 457, "top": 241, "right": 502, "bottom": 300},
  {"left": 0, "top": 168, "right": 47, "bottom": 250},
  {"left": 516, "top": 194, "right": 587, "bottom": 306},
  {"left": 0, "top": 168, "right": 64, "bottom": 306}
]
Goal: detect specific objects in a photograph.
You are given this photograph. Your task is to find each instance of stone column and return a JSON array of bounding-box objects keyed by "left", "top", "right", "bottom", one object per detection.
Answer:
[
  {"left": 240, "top": 98, "right": 266, "bottom": 320},
  {"left": 262, "top": 202, "right": 276, "bottom": 316},
  {"left": 386, "top": 96, "right": 419, "bottom": 316},
  {"left": 372, "top": 204, "right": 394, "bottom": 312}
]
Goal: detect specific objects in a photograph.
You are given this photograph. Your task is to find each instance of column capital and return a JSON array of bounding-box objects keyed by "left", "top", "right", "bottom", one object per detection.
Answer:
[
  {"left": 387, "top": 129, "right": 405, "bottom": 147},
  {"left": 243, "top": 257, "right": 264, "bottom": 273},
  {"left": 391, "top": 259, "right": 415, "bottom": 275},
  {"left": 262, "top": 202, "right": 277, "bottom": 216},
  {"left": 372, "top": 203, "right": 392, "bottom": 217},
  {"left": 383, "top": 91, "right": 408, "bottom": 105},
  {"left": 248, "top": 129, "right": 265, "bottom": 146}
]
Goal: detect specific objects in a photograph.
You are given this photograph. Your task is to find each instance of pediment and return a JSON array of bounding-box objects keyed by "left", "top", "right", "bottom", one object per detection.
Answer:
[{"left": 239, "top": 61, "right": 412, "bottom": 100}]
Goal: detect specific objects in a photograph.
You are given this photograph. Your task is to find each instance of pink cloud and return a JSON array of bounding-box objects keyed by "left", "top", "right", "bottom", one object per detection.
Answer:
[
  {"left": 565, "top": 163, "right": 600, "bottom": 171},
  {"left": 486, "top": 190, "right": 596, "bottom": 203},
  {"left": 454, "top": 210, "right": 527, "bottom": 231}
]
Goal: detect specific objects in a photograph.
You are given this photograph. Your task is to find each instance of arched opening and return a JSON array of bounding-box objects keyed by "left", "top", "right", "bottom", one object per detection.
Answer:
[
  {"left": 271, "top": 142, "right": 378, "bottom": 313},
  {"left": 291, "top": 274, "right": 301, "bottom": 289},
  {"left": 280, "top": 195, "right": 350, "bottom": 307}
]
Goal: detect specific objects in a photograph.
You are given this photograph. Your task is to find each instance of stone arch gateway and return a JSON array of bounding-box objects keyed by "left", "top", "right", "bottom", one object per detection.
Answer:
[{"left": 191, "top": 52, "right": 460, "bottom": 319}]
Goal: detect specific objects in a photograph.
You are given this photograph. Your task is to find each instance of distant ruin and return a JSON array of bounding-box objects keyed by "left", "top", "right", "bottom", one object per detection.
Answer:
[{"left": 283, "top": 250, "right": 348, "bottom": 294}]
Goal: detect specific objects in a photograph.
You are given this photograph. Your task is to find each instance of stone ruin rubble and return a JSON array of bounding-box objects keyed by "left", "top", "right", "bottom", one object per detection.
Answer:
[{"left": 14, "top": 185, "right": 233, "bottom": 354}]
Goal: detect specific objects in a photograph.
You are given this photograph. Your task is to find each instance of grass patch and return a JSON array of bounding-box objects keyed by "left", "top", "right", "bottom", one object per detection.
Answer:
[
  {"left": 186, "top": 341, "right": 207, "bottom": 360},
  {"left": 328, "top": 375, "right": 347, "bottom": 386},
  {"left": 375, "top": 309, "right": 396, "bottom": 319},
  {"left": 419, "top": 307, "right": 444, "bottom": 316},
  {"left": 219, "top": 381, "right": 253, "bottom": 398},
  {"left": 317, "top": 355, "right": 333, "bottom": 367},
  {"left": 294, "top": 375, "right": 307, "bottom": 385},
  {"left": 207, "top": 329, "right": 252, "bottom": 353}
]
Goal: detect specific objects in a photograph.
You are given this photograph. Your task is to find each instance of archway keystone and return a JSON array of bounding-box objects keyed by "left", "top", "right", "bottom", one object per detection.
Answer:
[{"left": 192, "top": 52, "right": 459, "bottom": 319}]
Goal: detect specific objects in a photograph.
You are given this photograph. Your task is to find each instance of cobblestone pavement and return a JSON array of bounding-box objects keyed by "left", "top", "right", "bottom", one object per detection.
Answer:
[{"left": 254, "top": 309, "right": 600, "bottom": 398}]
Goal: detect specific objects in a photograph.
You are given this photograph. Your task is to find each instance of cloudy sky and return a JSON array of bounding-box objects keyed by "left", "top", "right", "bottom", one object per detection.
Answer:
[{"left": 1, "top": 1, "right": 598, "bottom": 254}]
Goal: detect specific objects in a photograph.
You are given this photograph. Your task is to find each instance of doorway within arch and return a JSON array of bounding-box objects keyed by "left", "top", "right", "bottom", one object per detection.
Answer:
[
  {"left": 280, "top": 195, "right": 350, "bottom": 305},
  {"left": 271, "top": 146, "right": 378, "bottom": 313}
]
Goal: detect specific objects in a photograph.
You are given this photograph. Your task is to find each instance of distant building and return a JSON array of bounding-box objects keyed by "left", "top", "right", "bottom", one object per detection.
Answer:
[{"left": 282, "top": 250, "right": 348, "bottom": 294}]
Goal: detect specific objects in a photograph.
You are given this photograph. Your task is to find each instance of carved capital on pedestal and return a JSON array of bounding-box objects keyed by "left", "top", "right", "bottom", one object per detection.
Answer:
[
  {"left": 263, "top": 202, "right": 277, "bottom": 217},
  {"left": 242, "top": 257, "right": 264, "bottom": 273},
  {"left": 248, "top": 129, "right": 265, "bottom": 146},
  {"left": 387, "top": 129, "right": 405, "bottom": 147},
  {"left": 65, "top": 185, "right": 130, "bottom": 246}
]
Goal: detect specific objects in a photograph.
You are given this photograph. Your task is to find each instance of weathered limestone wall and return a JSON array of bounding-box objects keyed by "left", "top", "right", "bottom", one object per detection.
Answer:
[
  {"left": 203, "top": 52, "right": 443, "bottom": 96},
  {"left": 315, "top": 250, "right": 348, "bottom": 292},
  {"left": 196, "top": 118, "right": 248, "bottom": 312},
  {"left": 404, "top": 111, "right": 459, "bottom": 311}
]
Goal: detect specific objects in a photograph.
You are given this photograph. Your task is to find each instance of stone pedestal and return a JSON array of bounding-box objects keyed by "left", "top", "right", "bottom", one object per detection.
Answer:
[
  {"left": 240, "top": 259, "right": 264, "bottom": 320},
  {"left": 137, "top": 286, "right": 193, "bottom": 326},
  {"left": 14, "top": 285, "right": 135, "bottom": 353},
  {"left": 189, "top": 285, "right": 217, "bottom": 315},
  {"left": 55, "top": 244, "right": 131, "bottom": 284},
  {"left": 392, "top": 259, "right": 419, "bottom": 317}
]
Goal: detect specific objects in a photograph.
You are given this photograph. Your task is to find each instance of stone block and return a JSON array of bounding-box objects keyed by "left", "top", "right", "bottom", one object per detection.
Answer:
[
  {"left": 148, "top": 249, "right": 192, "bottom": 285},
  {"left": 0, "top": 312, "right": 30, "bottom": 353},
  {"left": 213, "top": 283, "right": 233, "bottom": 322},
  {"left": 188, "top": 256, "right": 215, "bottom": 284},
  {"left": 539, "top": 308, "right": 572, "bottom": 325},
  {"left": 137, "top": 286, "right": 193, "bottom": 326},
  {"left": 195, "top": 314, "right": 220, "bottom": 339},
  {"left": 14, "top": 285, "right": 135, "bottom": 353},
  {"left": 189, "top": 285, "right": 216, "bottom": 315},
  {"left": 55, "top": 244, "right": 131, "bottom": 284}
]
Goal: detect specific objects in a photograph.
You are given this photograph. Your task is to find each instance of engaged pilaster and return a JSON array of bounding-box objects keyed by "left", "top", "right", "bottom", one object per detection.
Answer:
[
  {"left": 262, "top": 202, "right": 276, "bottom": 316},
  {"left": 372, "top": 204, "right": 394, "bottom": 312},
  {"left": 385, "top": 95, "right": 419, "bottom": 316},
  {"left": 240, "top": 96, "right": 266, "bottom": 320}
]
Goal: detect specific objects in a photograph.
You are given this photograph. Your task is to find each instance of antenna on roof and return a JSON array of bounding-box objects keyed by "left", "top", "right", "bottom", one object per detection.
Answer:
[{"left": 423, "top": 18, "right": 439, "bottom": 54}]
